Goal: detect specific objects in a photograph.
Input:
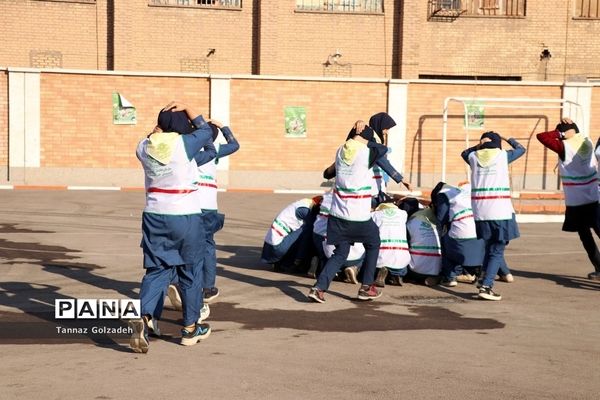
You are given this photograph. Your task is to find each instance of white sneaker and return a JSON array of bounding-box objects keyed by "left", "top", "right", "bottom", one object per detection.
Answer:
[
  {"left": 198, "top": 303, "right": 210, "bottom": 323},
  {"left": 146, "top": 317, "right": 161, "bottom": 337},
  {"left": 167, "top": 284, "right": 183, "bottom": 311},
  {"left": 498, "top": 273, "right": 514, "bottom": 283},
  {"left": 128, "top": 318, "right": 149, "bottom": 354}
]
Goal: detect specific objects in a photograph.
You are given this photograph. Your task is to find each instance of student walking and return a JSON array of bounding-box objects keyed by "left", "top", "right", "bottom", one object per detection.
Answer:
[{"left": 131, "top": 101, "right": 215, "bottom": 352}]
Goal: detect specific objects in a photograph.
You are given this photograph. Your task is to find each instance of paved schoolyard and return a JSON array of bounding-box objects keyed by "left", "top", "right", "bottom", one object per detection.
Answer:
[{"left": 0, "top": 190, "right": 598, "bottom": 400}]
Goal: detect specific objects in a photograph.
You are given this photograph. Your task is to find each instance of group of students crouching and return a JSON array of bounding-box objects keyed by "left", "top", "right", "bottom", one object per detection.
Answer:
[
  {"left": 261, "top": 183, "right": 514, "bottom": 301},
  {"left": 261, "top": 113, "right": 526, "bottom": 303}
]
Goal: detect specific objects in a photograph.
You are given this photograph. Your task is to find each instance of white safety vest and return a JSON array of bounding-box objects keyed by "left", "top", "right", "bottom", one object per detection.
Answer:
[
  {"left": 407, "top": 209, "right": 442, "bottom": 275},
  {"left": 372, "top": 206, "right": 410, "bottom": 270},
  {"left": 559, "top": 135, "right": 599, "bottom": 206},
  {"left": 193, "top": 159, "right": 219, "bottom": 211},
  {"left": 136, "top": 134, "right": 203, "bottom": 215},
  {"left": 264, "top": 198, "right": 312, "bottom": 246},
  {"left": 330, "top": 141, "right": 373, "bottom": 221},
  {"left": 437, "top": 183, "right": 478, "bottom": 239},
  {"left": 370, "top": 165, "right": 386, "bottom": 196},
  {"left": 469, "top": 149, "right": 514, "bottom": 221}
]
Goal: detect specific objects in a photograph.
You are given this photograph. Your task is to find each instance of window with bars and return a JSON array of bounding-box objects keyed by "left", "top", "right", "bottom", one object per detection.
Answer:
[
  {"left": 148, "top": 0, "right": 241, "bottom": 7},
  {"left": 296, "top": 0, "right": 382, "bottom": 13},
  {"left": 462, "top": 0, "right": 525, "bottom": 16},
  {"left": 575, "top": 0, "right": 600, "bottom": 18}
]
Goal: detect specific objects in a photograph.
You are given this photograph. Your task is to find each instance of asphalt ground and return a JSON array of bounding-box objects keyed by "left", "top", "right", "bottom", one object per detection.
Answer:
[{"left": 0, "top": 190, "right": 598, "bottom": 400}]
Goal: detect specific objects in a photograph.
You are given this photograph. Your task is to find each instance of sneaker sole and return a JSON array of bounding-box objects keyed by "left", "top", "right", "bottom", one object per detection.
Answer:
[
  {"left": 357, "top": 292, "right": 382, "bottom": 301},
  {"left": 167, "top": 285, "right": 183, "bottom": 311},
  {"left": 478, "top": 292, "right": 502, "bottom": 301},
  {"left": 128, "top": 319, "right": 149, "bottom": 354},
  {"left": 588, "top": 272, "right": 600, "bottom": 281},
  {"left": 181, "top": 326, "right": 211, "bottom": 346},
  {"left": 308, "top": 293, "right": 325, "bottom": 303}
]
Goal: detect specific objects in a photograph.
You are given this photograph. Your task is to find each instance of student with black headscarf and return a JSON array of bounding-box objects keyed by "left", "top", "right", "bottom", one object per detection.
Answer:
[
  {"left": 343, "top": 113, "right": 411, "bottom": 206},
  {"left": 536, "top": 118, "right": 600, "bottom": 281},
  {"left": 461, "top": 131, "right": 525, "bottom": 300}
]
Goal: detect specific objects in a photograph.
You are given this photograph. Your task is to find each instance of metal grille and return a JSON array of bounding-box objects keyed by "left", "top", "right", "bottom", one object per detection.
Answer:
[
  {"left": 462, "top": 0, "right": 525, "bottom": 16},
  {"left": 576, "top": 0, "right": 600, "bottom": 18},
  {"left": 149, "top": 0, "right": 241, "bottom": 7},
  {"left": 296, "top": 0, "right": 382, "bottom": 13}
]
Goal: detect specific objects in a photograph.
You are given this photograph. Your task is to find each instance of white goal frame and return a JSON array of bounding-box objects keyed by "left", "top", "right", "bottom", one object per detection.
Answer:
[{"left": 441, "top": 97, "right": 585, "bottom": 182}]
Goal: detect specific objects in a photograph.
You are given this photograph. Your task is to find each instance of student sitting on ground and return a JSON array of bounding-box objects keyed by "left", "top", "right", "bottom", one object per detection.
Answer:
[
  {"left": 261, "top": 196, "right": 322, "bottom": 273},
  {"left": 372, "top": 200, "right": 411, "bottom": 287},
  {"left": 405, "top": 205, "right": 442, "bottom": 286}
]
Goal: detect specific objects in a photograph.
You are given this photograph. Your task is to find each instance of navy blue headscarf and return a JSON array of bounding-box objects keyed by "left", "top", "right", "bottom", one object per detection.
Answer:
[
  {"left": 369, "top": 112, "right": 396, "bottom": 143},
  {"left": 157, "top": 110, "right": 194, "bottom": 134},
  {"left": 479, "top": 131, "right": 502, "bottom": 149}
]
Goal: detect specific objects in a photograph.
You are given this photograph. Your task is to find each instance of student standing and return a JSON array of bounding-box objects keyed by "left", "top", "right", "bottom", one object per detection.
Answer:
[
  {"left": 462, "top": 131, "right": 525, "bottom": 300},
  {"left": 308, "top": 123, "right": 404, "bottom": 303},
  {"left": 132, "top": 101, "right": 214, "bottom": 352},
  {"left": 537, "top": 119, "right": 600, "bottom": 281}
]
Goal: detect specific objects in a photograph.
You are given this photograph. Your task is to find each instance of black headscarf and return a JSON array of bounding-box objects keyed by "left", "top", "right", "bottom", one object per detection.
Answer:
[
  {"left": 157, "top": 110, "right": 194, "bottom": 134},
  {"left": 479, "top": 131, "right": 502, "bottom": 149},
  {"left": 369, "top": 112, "right": 396, "bottom": 143},
  {"left": 430, "top": 181, "right": 446, "bottom": 205},
  {"left": 556, "top": 121, "right": 579, "bottom": 133},
  {"left": 208, "top": 122, "right": 219, "bottom": 141}
]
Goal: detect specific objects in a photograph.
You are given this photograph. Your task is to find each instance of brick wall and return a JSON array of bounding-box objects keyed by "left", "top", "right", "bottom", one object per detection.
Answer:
[
  {"left": 0, "top": 71, "right": 7, "bottom": 165},
  {"left": 258, "top": 0, "right": 399, "bottom": 78},
  {"left": 0, "top": 1, "right": 599, "bottom": 82},
  {"left": 0, "top": 0, "right": 104, "bottom": 69},
  {"left": 3, "top": 70, "right": 600, "bottom": 190},
  {"left": 407, "top": 0, "right": 600, "bottom": 81},
  {"left": 229, "top": 77, "right": 388, "bottom": 171},
  {"left": 113, "top": 0, "right": 254, "bottom": 74},
  {"left": 39, "top": 72, "right": 210, "bottom": 168}
]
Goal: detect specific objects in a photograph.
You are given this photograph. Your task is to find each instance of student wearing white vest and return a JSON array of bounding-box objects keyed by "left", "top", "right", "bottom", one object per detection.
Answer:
[
  {"left": 537, "top": 119, "right": 600, "bottom": 281},
  {"left": 261, "top": 197, "right": 322, "bottom": 272},
  {"left": 371, "top": 201, "right": 411, "bottom": 287},
  {"left": 344, "top": 114, "right": 412, "bottom": 207},
  {"left": 131, "top": 101, "right": 216, "bottom": 352},
  {"left": 405, "top": 206, "right": 442, "bottom": 286},
  {"left": 166, "top": 120, "right": 239, "bottom": 306},
  {"left": 430, "top": 181, "right": 485, "bottom": 287},
  {"left": 309, "top": 124, "right": 402, "bottom": 303},
  {"left": 462, "top": 131, "right": 525, "bottom": 300},
  {"left": 312, "top": 191, "right": 366, "bottom": 284},
  {"left": 165, "top": 120, "right": 239, "bottom": 317}
]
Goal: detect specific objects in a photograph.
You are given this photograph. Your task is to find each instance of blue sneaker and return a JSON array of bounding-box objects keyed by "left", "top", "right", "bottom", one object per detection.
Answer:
[
  {"left": 181, "top": 323, "right": 211, "bottom": 346},
  {"left": 128, "top": 318, "right": 149, "bottom": 354}
]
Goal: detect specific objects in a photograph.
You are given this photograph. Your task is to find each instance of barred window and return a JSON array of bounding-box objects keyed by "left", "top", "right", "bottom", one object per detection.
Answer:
[
  {"left": 575, "top": 0, "right": 600, "bottom": 18},
  {"left": 459, "top": 0, "right": 525, "bottom": 16},
  {"left": 148, "top": 0, "right": 241, "bottom": 8},
  {"left": 296, "top": 0, "right": 382, "bottom": 13}
]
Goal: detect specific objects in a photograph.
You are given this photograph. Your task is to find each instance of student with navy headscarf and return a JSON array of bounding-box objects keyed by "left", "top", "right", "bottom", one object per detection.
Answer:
[
  {"left": 132, "top": 101, "right": 216, "bottom": 352},
  {"left": 461, "top": 131, "right": 525, "bottom": 300}
]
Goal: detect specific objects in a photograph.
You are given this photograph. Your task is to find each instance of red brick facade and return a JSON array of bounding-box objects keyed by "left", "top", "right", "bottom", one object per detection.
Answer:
[{"left": 1, "top": 1, "right": 598, "bottom": 80}]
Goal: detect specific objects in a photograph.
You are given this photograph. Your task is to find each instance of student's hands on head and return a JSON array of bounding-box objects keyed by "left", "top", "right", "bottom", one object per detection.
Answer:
[
  {"left": 162, "top": 101, "right": 187, "bottom": 112},
  {"left": 208, "top": 119, "right": 224, "bottom": 129},
  {"left": 354, "top": 120, "right": 366, "bottom": 134}
]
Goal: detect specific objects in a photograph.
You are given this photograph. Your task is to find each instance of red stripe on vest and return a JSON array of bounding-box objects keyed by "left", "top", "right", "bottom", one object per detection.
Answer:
[
  {"left": 409, "top": 251, "right": 441, "bottom": 257},
  {"left": 471, "top": 195, "right": 511, "bottom": 200},
  {"left": 147, "top": 187, "right": 196, "bottom": 194}
]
